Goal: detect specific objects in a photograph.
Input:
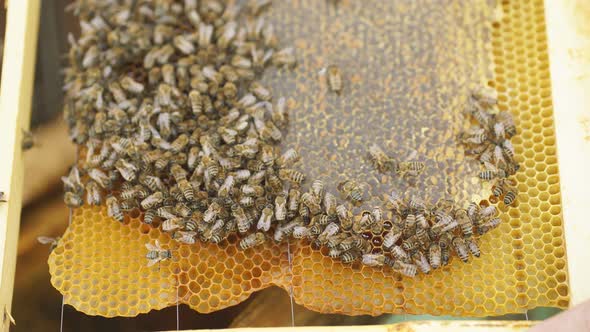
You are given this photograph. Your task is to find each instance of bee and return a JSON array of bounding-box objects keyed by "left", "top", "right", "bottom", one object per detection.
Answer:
[
  {"left": 145, "top": 240, "right": 172, "bottom": 268},
  {"left": 467, "top": 202, "right": 480, "bottom": 221},
  {"left": 173, "top": 231, "right": 197, "bottom": 245},
  {"left": 358, "top": 211, "right": 376, "bottom": 231},
  {"left": 429, "top": 243, "right": 442, "bottom": 269},
  {"left": 202, "top": 219, "right": 226, "bottom": 242},
  {"left": 311, "top": 179, "right": 325, "bottom": 200},
  {"left": 241, "top": 184, "right": 265, "bottom": 197},
  {"left": 115, "top": 159, "right": 138, "bottom": 182},
  {"left": 452, "top": 237, "right": 469, "bottom": 262},
  {"left": 480, "top": 205, "right": 497, "bottom": 218},
  {"left": 466, "top": 237, "right": 481, "bottom": 258},
  {"left": 219, "top": 127, "right": 238, "bottom": 145},
  {"left": 415, "top": 225, "right": 431, "bottom": 245},
  {"left": 311, "top": 214, "right": 330, "bottom": 227},
  {"left": 37, "top": 236, "right": 60, "bottom": 253},
  {"left": 383, "top": 226, "right": 402, "bottom": 249},
  {"left": 455, "top": 209, "right": 474, "bottom": 237},
  {"left": 250, "top": 81, "right": 271, "bottom": 101},
  {"left": 278, "top": 168, "right": 305, "bottom": 184},
  {"left": 340, "top": 250, "right": 361, "bottom": 264},
  {"left": 416, "top": 213, "right": 428, "bottom": 229},
  {"left": 338, "top": 236, "right": 366, "bottom": 252},
  {"left": 390, "top": 245, "right": 410, "bottom": 262},
  {"left": 326, "top": 65, "right": 342, "bottom": 94},
  {"left": 273, "top": 218, "right": 302, "bottom": 242},
  {"left": 233, "top": 205, "right": 252, "bottom": 234},
  {"left": 328, "top": 248, "right": 343, "bottom": 258},
  {"left": 188, "top": 90, "right": 203, "bottom": 114},
  {"left": 499, "top": 112, "right": 517, "bottom": 138},
  {"left": 141, "top": 191, "right": 165, "bottom": 210},
  {"left": 397, "top": 161, "right": 426, "bottom": 178},
  {"left": 204, "top": 202, "right": 222, "bottom": 223},
  {"left": 361, "top": 253, "right": 387, "bottom": 267},
  {"left": 318, "top": 222, "right": 340, "bottom": 244},
  {"left": 120, "top": 76, "right": 144, "bottom": 94},
  {"left": 504, "top": 188, "right": 517, "bottom": 205},
  {"left": 173, "top": 34, "right": 195, "bottom": 55},
  {"left": 88, "top": 168, "right": 111, "bottom": 189},
  {"left": 238, "top": 196, "right": 254, "bottom": 208},
  {"left": 492, "top": 179, "right": 507, "bottom": 197},
  {"left": 412, "top": 252, "right": 431, "bottom": 274},
  {"left": 162, "top": 217, "right": 184, "bottom": 232},
  {"left": 106, "top": 196, "right": 124, "bottom": 222},
  {"left": 272, "top": 47, "right": 296, "bottom": 68},
  {"left": 325, "top": 233, "right": 348, "bottom": 248},
  {"left": 271, "top": 97, "right": 288, "bottom": 128},
  {"left": 257, "top": 207, "right": 274, "bottom": 232},
  {"left": 231, "top": 169, "right": 251, "bottom": 183},
  {"left": 120, "top": 199, "right": 138, "bottom": 211},
  {"left": 64, "top": 191, "right": 83, "bottom": 208},
  {"left": 274, "top": 196, "right": 287, "bottom": 221},
  {"left": 337, "top": 180, "right": 363, "bottom": 203},
  {"left": 292, "top": 226, "right": 311, "bottom": 239},
  {"left": 468, "top": 102, "right": 491, "bottom": 127},
  {"left": 156, "top": 206, "right": 177, "bottom": 220},
  {"left": 21, "top": 130, "right": 35, "bottom": 150},
  {"left": 493, "top": 122, "right": 506, "bottom": 140},
  {"left": 239, "top": 232, "right": 266, "bottom": 250},
  {"left": 301, "top": 192, "right": 321, "bottom": 215},
  {"left": 404, "top": 213, "right": 417, "bottom": 230},
  {"left": 368, "top": 144, "right": 395, "bottom": 172},
  {"left": 260, "top": 144, "right": 276, "bottom": 167},
  {"left": 299, "top": 204, "right": 311, "bottom": 224},
  {"left": 477, "top": 217, "right": 501, "bottom": 235},
  {"left": 439, "top": 234, "right": 452, "bottom": 266},
  {"left": 218, "top": 175, "right": 236, "bottom": 198},
  {"left": 471, "top": 85, "right": 498, "bottom": 106},
  {"left": 461, "top": 132, "right": 488, "bottom": 145},
  {"left": 276, "top": 148, "right": 300, "bottom": 168},
  {"left": 478, "top": 169, "right": 506, "bottom": 181},
  {"left": 336, "top": 204, "right": 353, "bottom": 230},
  {"left": 430, "top": 217, "right": 458, "bottom": 235},
  {"left": 501, "top": 140, "right": 515, "bottom": 160},
  {"left": 385, "top": 190, "right": 405, "bottom": 213},
  {"left": 175, "top": 202, "right": 192, "bottom": 218},
  {"left": 401, "top": 236, "right": 420, "bottom": 253},
  {"left": 287, "top": 189, "right": 301, "bottom": 218},
  {"left": 143, "top": 210, "right": 156, "bottom": 225},
  {"left": 85, "top": 181, "right": 102, "bottom": 205},
  {"left": 393, "top": 261, "right": 417, "bottom": 278},
  {"left": 170, "top": 134, "right": 189, "bottom": 153},
  {"left": 323, "top": 193, "right": 337, "bottom": 216}
]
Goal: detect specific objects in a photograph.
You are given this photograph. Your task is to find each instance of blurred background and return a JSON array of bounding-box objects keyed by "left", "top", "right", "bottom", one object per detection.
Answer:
[{"left": 1, "top": 1, "right": 562, "bottom": 331}]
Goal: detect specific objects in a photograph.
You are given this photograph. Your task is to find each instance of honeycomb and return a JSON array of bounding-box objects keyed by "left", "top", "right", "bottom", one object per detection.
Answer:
[{"left": 49, "top": 0, "right": 569, "bottom": 317}]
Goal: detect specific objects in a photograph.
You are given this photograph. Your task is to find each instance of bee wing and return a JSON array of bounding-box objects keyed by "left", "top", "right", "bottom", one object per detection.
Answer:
[
  {"left": 37, "top": 236, "right": 56, "bottom": 245},
  {"left": 406, "top": 149, "right": 418, "bottom": 161},
  {"left": 146, "top": 259, "right": 158, "bottom": 267},
  {"left": 145, "top": 243, "right": 157, "bottom": 251},
  {"left": 483, "top": 161, "right": 498, "bottom": 172}
]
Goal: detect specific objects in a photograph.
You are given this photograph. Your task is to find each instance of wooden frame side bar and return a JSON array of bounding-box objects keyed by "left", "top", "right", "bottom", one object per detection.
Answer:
[
  {"left": 0, "top": 0, "right": 41, "bottom": 330},
  {"left": 544, "top": 0, "right": 590, "bottom": 307}
]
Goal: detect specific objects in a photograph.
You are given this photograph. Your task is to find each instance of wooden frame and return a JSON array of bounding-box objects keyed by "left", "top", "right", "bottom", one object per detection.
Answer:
[
  {"left": 544, "top": 0, "right": 590, "bottom": 306},
  {"left": 0, "top": 0, "right": 587, "bottom": 331},
  {"left": 0, "top": 0, "right": 40, "bottom": 331}
]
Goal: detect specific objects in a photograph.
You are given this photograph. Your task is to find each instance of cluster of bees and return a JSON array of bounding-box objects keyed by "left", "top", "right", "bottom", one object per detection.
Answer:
[
  {"left": 461, "top": 85, "right": 519, "bottom": 206},
  {"left": 59, "top": 0, "right": 518, "bottom": 276}
]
